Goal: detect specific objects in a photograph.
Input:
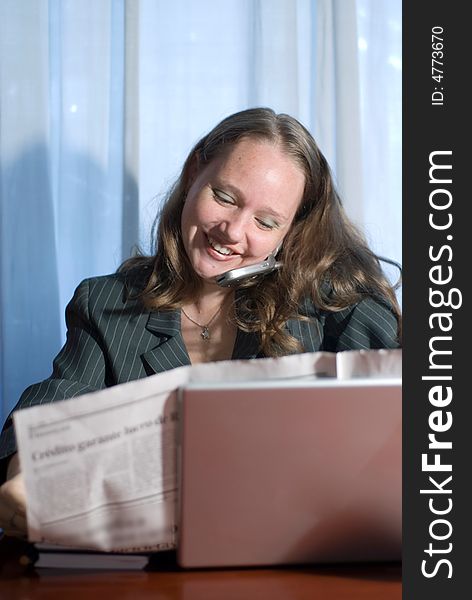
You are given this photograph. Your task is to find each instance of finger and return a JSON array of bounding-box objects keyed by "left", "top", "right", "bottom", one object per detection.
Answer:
[
  {"left": 2, "top": 511, "right": 27, "bottom": 534},
  {"left": 0, "top": 502, "right": 27, "bottom": 529},
  {"left": 12, "top": 513, "right": 27, "bottom": 531},
  {"left": 0, "top": 509, "right": 17, "bottom": 532},
  {"left": 15, "top": 504, "right": 27, "bottom": 519},
  {"left": 6, "top": 453, "right": 21, "bottom": 479},
  {"left": 0, "top": 510, "right": 27, "bottom": 533},
  {"left": 7, "top": 473, "right": 27, "bottom": 510},
  {"left": 0, "top": 474, "right": 27, "bottom": 517}
]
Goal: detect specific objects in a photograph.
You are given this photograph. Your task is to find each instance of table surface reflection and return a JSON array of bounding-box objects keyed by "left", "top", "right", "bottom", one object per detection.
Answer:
[{"left": 0, "top": 537, "right": 401, "bottom": 600}]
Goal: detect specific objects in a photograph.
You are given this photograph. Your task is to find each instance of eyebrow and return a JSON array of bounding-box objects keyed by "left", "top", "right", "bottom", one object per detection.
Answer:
[{"left": 212, "top": 181, "right": 289, "bottom": 223}]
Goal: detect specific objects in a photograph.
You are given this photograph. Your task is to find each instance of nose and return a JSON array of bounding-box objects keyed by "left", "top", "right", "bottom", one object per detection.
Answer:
[{"left": 217, "top": 212, "right": 247, "bottom": 243}]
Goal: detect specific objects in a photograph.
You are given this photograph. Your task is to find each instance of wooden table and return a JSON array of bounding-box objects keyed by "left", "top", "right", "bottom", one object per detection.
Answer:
[{"left": 0, "top": 537, "right": 401, "bottom": 599}]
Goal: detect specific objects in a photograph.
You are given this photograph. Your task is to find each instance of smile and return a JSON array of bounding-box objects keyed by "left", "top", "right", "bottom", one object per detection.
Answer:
[{"left": 206, "top": 235, "right": 235, "bottom": 256}]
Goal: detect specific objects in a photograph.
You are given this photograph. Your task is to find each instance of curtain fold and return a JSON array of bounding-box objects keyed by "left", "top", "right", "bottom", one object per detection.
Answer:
[
  {"left": 0, "top": 0, "right": 62, "bottom": 421},
  {"left": 0, "top": 0, "right": 401, "bottom": 422}
]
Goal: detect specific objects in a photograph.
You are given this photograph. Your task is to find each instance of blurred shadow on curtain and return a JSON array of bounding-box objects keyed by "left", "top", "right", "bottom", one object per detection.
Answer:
[
  {"left": 1, "top": 143, "right": 61, "bottom": 424},
  {"left": 0, "top": 143, "right": 139, "bottom": 425}
]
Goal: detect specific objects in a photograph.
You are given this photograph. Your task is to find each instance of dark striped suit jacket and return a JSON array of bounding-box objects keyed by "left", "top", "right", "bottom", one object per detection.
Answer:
[{"left": 0, "top": 271, "right": 399, "bottom": 461}]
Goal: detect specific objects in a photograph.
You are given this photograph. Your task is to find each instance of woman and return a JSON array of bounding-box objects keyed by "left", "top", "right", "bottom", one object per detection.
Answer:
[{"left": 0, "top": 107, "right": 401, "bottom": 538}]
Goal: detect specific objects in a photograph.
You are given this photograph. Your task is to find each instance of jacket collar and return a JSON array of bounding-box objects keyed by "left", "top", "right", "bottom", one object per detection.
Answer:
[
  {"left": 145, "top": 308, "right": 181, "bottom": 338},
  {"left": 141, "top": 305, "right": 266, "bottom": 373},
  {"left": 141, "top": 309, "right": 191, "bottom": 374}
]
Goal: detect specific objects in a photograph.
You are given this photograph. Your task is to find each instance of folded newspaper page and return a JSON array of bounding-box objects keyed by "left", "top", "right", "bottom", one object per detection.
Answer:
[{"left": 13, "top": 349, "right": 401, "bottom": 553}]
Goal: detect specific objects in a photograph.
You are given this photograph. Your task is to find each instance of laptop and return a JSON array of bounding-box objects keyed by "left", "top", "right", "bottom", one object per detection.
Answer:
[{"left": 177, "top": 378, "right": 401, "bottom": 568}]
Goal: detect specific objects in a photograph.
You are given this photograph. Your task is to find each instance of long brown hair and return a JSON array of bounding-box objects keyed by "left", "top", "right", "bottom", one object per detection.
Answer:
[{"left": 120, "top": 107, "right": 401, "bottom": 356}]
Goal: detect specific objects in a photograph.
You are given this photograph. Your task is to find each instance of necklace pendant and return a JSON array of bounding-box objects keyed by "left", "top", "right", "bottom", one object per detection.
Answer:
[{"left": 201, "top": 326, "right": 210, "bottom": 341}]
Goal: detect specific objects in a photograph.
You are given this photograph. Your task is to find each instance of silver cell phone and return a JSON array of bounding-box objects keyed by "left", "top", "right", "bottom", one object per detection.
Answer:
[{"left": 215, "top": 254, "right": 282, "bottom": 287}]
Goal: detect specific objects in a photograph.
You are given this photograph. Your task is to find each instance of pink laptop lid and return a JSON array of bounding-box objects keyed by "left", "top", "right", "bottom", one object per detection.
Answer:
[{"left": 177, "top": 379, "right": 401, "bottom": 568}]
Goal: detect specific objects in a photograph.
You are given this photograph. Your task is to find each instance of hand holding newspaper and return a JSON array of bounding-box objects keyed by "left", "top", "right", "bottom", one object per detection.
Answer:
[{"left": 13, "top": 349, "right": 401, "bottom": 553}]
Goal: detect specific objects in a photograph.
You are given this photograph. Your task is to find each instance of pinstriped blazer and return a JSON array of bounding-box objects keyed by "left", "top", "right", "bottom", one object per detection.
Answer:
[{"left": 0, "top": 271, "right": 399, "bottom": 460}]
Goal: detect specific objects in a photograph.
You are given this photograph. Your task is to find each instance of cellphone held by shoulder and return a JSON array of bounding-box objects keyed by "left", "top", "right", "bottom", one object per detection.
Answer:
[{"left": 215, "top": 254, "right": 282, "bottom": 287}]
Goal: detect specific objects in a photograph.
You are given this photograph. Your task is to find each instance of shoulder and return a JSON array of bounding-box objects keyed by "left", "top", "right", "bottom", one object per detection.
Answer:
[
  {"left": 323, "top": 296, "right": 400, "bottom": 351},
  {"left": 71, "top": 268, "right": 149, "bottom": 310},
  {"left": 65, "top": 268, "right": 152, "bottom": 327}
]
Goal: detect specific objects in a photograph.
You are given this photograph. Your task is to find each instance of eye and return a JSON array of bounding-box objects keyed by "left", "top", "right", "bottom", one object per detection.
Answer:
[
  {"left": 255, "top": 218, "right": 278, "bottom": 231},
  {"left": 212, "top": 188, "right": 235, "bottom": 206}
]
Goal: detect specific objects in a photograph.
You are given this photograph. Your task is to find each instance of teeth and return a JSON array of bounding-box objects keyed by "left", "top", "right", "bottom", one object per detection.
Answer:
[{"left": 208, "top": 236, "right": 233, "bottom": 255}]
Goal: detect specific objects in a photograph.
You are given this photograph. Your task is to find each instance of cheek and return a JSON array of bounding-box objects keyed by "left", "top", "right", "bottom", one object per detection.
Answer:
[
  {"left": 181, "top": 202, "right": 201, "bottom": 244},
  {"left": 247, "top": 231, "right": 283, "bottom": 260},
  {"left": 182, "top": 195, "right": 214, "bottom": 230},
  {"left": 180, "top": 202, "right": 201, "bottom": 256}
]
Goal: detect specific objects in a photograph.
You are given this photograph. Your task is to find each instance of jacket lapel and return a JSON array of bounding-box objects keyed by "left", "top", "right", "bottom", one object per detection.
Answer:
[
  {"left": 286, "top": 315, "right": 323, "bottom": 352},
  {"left": 141, "top": 309, "right": 191, "bottom": 374},
  {"left": 140, "top": 303, "right": 321, "bottom": 370}
]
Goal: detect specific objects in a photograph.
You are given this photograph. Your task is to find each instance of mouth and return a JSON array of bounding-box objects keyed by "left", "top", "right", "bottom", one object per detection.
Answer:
[{"left": 206, "top": 234, "right": 237, "bottom": 257}]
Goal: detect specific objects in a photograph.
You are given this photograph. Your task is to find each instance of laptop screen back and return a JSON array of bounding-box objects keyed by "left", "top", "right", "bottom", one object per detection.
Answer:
[{"left": 177, "top": 379, "right": 401, "bottom": 568}]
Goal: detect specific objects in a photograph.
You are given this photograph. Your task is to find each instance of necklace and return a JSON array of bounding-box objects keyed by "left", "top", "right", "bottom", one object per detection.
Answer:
[{"left": 181, "top": 304, "right": 224, "bottom": 341}]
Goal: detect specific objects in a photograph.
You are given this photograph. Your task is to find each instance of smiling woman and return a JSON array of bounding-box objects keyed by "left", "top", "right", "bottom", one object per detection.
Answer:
[
  {"left": 118, "top": 107, "right": 401, "bottom": 360},
  {"left": 0, "top": 107, "right": 402, "bottom": 537},
  {"left": 178, "top": 137, "right": 306, "bottom": 363}
]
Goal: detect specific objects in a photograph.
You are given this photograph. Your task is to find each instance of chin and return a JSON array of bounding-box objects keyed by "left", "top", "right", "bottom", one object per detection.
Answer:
[
  {"left": 197, "top": 267, "right": 230, "bottom": 283},
  {"left": 190, "top": 253, "right": 236, "bottom": 280},
  {"left": 189, "top": 262, "right": 224, "bottom": 282}
]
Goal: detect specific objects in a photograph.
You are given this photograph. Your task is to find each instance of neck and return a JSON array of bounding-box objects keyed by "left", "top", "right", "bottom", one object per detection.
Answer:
[
  {"left": 193, "top": 284, "right": 233, "bottom": 313},
  {"left": 183, "top": 280, "right": 234, "bottom": 316}
]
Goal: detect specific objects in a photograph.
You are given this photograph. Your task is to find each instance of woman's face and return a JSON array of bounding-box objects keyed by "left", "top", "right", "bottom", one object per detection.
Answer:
[{"left": 181, "top": 137, "right": 305, "bottom": 283}]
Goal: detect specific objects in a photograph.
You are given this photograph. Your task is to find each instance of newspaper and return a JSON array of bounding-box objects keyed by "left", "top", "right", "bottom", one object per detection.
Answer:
[{"left": 13, "top": 349, "right": 401, "bottom": 553}]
